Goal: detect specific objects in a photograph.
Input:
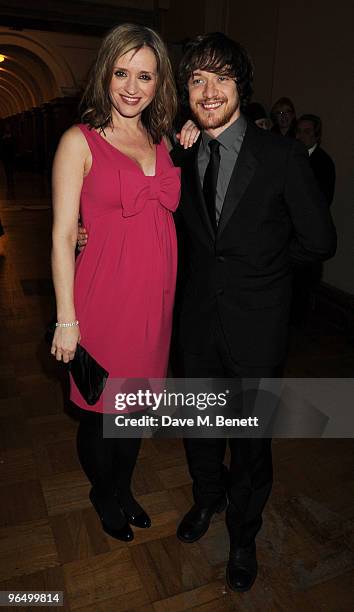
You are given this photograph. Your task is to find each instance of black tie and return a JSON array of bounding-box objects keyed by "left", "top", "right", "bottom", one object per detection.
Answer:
[{"left": 203, "top": 139, "right": 220, "bottom": 232}]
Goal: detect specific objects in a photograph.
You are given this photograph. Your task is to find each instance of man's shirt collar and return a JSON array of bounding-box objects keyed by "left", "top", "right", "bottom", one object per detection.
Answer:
[
  {"left": 308, "top": 143, "right": 318, "bottom": 156},
  {"left": 201, "top": 113, "right": 247, "bottom": 152}
]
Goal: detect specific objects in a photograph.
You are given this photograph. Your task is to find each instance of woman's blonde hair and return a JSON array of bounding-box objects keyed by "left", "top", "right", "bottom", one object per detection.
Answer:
[{"left": 80, "top": 23, "right": 177, "bottom": 142}]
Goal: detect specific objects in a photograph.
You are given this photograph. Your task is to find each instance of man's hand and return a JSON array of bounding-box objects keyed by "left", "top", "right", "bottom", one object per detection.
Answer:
[
  {"left": 77, "top": 224, "right": 88, "bottom": 252},
  {"left": 176, "top": 119, "right": 200, "bottom": 149}
]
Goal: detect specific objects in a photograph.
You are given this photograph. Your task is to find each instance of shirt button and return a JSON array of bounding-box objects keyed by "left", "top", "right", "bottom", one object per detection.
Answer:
[{"left": 217, "top": 255, "right": 225, "bottom": 262}]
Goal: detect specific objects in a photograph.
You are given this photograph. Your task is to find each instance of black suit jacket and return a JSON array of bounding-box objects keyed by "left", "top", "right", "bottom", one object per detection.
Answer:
[
  {"left": 309, "top": 146, "right": 336, "bottom": 205},
  {"left": 171, "top": 121, "right": 337, "bottom": 367}
]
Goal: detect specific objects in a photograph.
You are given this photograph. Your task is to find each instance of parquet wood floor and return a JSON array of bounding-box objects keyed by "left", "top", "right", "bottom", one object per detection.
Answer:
[{"left": 0, "top": 172, "right": 353, "bottom": 611}]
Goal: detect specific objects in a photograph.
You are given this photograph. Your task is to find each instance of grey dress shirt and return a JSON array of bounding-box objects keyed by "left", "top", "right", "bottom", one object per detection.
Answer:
[{"left": 198, "top": 113, "right": 247, "bottom": 224}]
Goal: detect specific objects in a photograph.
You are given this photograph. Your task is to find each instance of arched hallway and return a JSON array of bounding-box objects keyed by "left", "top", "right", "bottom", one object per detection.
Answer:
[{"left": 0, "top": 27, "right": 96, "bottom": 179}]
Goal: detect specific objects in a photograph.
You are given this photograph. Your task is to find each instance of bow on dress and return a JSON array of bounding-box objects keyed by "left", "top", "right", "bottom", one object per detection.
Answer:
[{"left": 119, "top": 167, "right": 181, "bottom": 217}]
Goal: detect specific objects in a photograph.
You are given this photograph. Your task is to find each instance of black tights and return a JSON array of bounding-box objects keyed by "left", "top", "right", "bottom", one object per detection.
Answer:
[{"left": 76, "top": 408, "right": 141, "bottom": 512}]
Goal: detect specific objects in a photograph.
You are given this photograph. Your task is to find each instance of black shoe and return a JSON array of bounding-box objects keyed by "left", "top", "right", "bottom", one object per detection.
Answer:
[
  {"left": 116, "top": 491, "right": 152, "bottom": 528},
  {"left": 226, "top": 542, "right": 258, "bottom": 592},
  {"left": 89, "top": 489, "right": 134, "bottom": 542},
  {"left": 122, "top": 506, "right": 151, "bottom": 528},
  {"left": 177, "top": 496, "right": 227, "bottom": 543}
]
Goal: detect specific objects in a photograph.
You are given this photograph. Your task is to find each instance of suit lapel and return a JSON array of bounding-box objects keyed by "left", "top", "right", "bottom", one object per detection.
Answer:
[
  {"left": 217, "top": 123, "right": 260, "bottom": 239},
  {"left": 182, "top": 138, "right": 215, "bottom": 240}
]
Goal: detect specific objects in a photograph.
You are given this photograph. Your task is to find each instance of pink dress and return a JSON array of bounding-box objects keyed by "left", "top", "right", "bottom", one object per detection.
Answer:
[{"left": 70, "top": 124, "right": 181, "bottom": 412}]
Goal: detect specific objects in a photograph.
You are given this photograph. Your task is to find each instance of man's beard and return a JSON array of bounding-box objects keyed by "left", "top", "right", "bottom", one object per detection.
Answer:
[{"left": 192, "top": 98, "right": 239, "bottom": 130}]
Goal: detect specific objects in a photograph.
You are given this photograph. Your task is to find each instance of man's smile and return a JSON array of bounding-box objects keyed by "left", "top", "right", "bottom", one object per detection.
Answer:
[{"left": 199, "top": 100, "right": 225, "bottom": 111}]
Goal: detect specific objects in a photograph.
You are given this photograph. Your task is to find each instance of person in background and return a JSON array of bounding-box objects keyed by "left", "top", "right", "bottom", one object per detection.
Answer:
[
  {"left": 292, "top": 114, "right": 336, "bottom": 324},
  {"left": 296, "top": 113, "right": 335, "bottom": 205},
  {"left": 0, "top": 124, "right": 15, "bottom": 190},
  {"left": 0, "top": 217, "right": 5, "bottom": 257},
  {"left": 245, "top": 102, "right": 272, "bottom": 130},
  {"left": 271, "top": 96, "right": 297, "bottom": 137}
]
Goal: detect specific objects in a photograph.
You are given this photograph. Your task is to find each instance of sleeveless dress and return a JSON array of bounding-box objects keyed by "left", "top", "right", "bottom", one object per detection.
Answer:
[{"left": 70, "top": 124, "right": 181, "bottom": 412}]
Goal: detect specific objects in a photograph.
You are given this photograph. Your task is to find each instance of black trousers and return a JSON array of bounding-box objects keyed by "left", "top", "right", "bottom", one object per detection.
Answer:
[
  {"left": 76, "top": 407, "right": 141, "bottom": 508},
  {"left": 180, "top": 309, "right": 283, "bottom": 547}
]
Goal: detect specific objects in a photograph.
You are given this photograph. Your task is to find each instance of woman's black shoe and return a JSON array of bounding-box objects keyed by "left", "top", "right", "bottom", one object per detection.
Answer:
[
  {"left": 116, "top": 491, "right": 151, "bottom": 528},
  {"left": 89, "top": 488, "right": 134, "bottom": 542},
  {"left": 123, "top": 508, "right": 151, "bottom": 528}
]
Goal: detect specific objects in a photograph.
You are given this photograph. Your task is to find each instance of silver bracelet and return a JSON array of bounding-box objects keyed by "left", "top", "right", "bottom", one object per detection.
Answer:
[{"left": 55, "top": 320, "right": 79, "bottom": 328}]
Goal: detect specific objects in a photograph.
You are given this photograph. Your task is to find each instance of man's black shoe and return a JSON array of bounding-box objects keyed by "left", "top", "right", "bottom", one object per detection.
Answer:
[
  {"left": 226, "top": 542, "right": 258, "bottom": 592},
  {"left": 177, "top": 496, "right": 227, "bottom": 543}
]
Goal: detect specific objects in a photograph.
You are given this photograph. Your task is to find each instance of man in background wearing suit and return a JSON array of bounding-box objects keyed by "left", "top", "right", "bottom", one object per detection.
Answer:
[
  {"left": 172, "top": 33, "right": 336, "bottom": 592},
  {"left": 296, "top": 113, "right": 336, "bottom": 206},
  {"left": 292, "top": 114, "right": 336, "bottom": 322}
]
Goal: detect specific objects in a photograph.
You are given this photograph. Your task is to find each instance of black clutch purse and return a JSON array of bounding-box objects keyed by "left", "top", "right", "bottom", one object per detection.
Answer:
[
  {"left": 69, "top": 344, "right": 109, "bottom": 405},
  {"left": 45, "top": 320, "right": 109, "bottom": 405}
]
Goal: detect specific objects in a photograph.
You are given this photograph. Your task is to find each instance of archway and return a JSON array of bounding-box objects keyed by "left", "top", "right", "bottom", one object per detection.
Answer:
[{"left": 0, "top": 28, "right": 79, "bottom": 117}]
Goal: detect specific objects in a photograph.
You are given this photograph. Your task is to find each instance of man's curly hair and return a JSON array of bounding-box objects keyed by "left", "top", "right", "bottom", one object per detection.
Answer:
[{"left": 178, "top": 32, "right": 254, "bottom": 110}]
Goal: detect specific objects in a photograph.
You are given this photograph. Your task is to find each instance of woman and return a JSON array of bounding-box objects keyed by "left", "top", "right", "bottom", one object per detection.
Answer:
[
  {"left": 51, "top": 23, "right": 181, "bottom": 541},
  {"left": 245, "top": 102, "right": 272, "bottom": 130},
  {"left": 270, "top": 96, "right": 297, "bottom": 137}
]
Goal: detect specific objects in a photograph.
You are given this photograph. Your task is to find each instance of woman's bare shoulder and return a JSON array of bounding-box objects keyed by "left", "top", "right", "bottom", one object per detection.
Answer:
[
  {"left": 53, "top": 125, "right": 92, "bottom": 177},
  {"left": 58, "top": 125, "right": 90, "bottom": 154}
]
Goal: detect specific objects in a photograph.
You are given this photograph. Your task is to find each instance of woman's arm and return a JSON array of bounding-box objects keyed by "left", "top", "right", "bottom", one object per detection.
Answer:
[{"left": 51, "top": 126, "right": 90, "bottom": 363}]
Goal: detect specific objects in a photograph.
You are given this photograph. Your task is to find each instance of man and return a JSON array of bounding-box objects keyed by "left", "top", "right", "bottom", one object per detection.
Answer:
[
  {"left": 296, "top": 114, "right": 336, "bottom": 205},
  {"left": 291, "top": 114, "right": 336, "bottom": 323},
  {"left": 171, "top": 32, "right": 336, "bottom": 592}
]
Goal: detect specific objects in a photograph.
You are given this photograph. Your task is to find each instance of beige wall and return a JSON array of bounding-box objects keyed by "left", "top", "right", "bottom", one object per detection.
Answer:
[
  {"left": 227, "top": 1, "right": 354, "bottom": 294},
  {"left": 25, "top": 29, "right": 101, "bottom": 93},
  {"left": 161, "top": 0, "right": 204, "bottom": 41},
  {"left": 227, "top": 1, "right": 279, "bottom": 109}
]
